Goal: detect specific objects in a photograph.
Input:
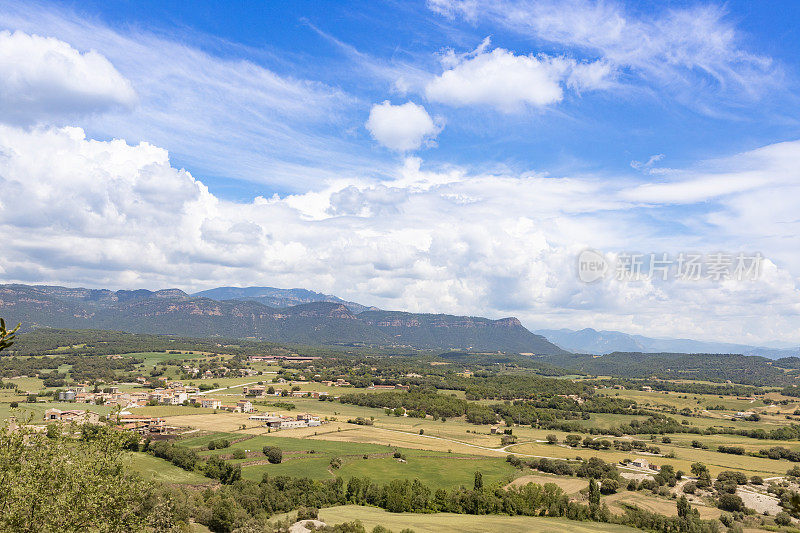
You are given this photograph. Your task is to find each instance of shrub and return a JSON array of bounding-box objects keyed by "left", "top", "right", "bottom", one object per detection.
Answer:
[
  {"left": 717, "top": 493, "right": 745, "bottom": 512},
  {"left": 682, "top": 482, "right": 697, "bottom": 494},
  {"left": 718, "top": 445, "right": 745, "bottom": 455},
  {"left": 231, "top": 449, "right": 246, "bottom": 460},
  {"left": 750, "top": 476, "right": 763, "bottom": 485},
  {"left": 296, "top": 506, "right": 318, "bottom": 521},
  {"left": 208, "top": 439, "right": 230, "bottom": 451},
  {"left": 717, "top": 471, "right": 748, "bottom": 485},
  {"left": 262, "top": 446, "right": 282, "bottom": 464},
  {"left": 775, "top": 511, "right": 792, "bottom": 526},
  {"left": 600, "top": 478, "right": 619, "bottom": 495}
]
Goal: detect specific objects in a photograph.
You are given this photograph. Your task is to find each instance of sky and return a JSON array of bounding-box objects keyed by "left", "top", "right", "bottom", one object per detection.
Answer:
[{"left": 0, "top": 0, "right": 799, "bottom": 345}]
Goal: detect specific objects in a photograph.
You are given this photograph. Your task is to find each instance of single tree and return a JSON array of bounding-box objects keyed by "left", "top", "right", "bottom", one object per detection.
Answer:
[
  {"left": 588, "top": 478, "right": 600, "bottom": 508},
  {"left": 0, "top": 318, "right": 20, "bottom": 352},
  {"left": 677, "top": 495, "right": 690, "bottom": 519}
]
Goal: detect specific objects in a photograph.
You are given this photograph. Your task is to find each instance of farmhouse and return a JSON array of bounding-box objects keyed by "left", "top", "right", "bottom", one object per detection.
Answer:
[
  {"left": 119, "top": 415, "right": 167, "bottom": 434},
  {"left": 278, "top": 418, "right": 307, "bottom": 429},
  {"left": 200, "top": 398, "right": 222, "bottom": 409},
  {"left": 242, "top": 385, "right": 267, "bottom": 396},
  {"left": 44, "top": 409, "right": 100, "bottom": 424},
  {"left": 629, "top": 458, "right": 660, "bottom": 471}
]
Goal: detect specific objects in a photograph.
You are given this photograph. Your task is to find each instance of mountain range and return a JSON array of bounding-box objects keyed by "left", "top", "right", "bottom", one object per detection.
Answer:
[
  {"left": 0, "top": 284, "right": 564, "bottom": 354},
  {"left": 535, "top": 328, "right": 800, "bottom": 359},
  {"left": 193, "top": 286, "right": 374, "bottom": 314}
]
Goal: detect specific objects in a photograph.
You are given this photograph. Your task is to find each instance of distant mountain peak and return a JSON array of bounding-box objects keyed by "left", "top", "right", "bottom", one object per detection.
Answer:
[
  {"left": 192, "top": 285, "right": 373, "bottom": 314},
  {"left": 535, "top": 327, "right": 799, "bottom": 359}
]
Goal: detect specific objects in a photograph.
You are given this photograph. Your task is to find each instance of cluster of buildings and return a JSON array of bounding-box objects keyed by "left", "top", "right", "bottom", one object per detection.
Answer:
[
  {"left": 248, "top": 412, "right": 321, "bottom": 430},
  {"left": 368, "top": 383, "right": 410, "bottom": 391},
  {"left": 179, "top": 364, "right": 260, "bottom": 379},
  {"left": 57, "top": 382, "right": 204, "bottom": 407},
  {"left": 118, "top": 415, "right": 167, "bottom": 434},
  {"left": 241, "top": 384, "right": 334, "bottom": 400},
  {"left": 248, "top": 355, "right": 320, "bottom": 363},
  {"left": 44, "top": 408, "right": 101, "bottom": 425},
  {"left": 198, "top": 398, "right": 255, "bottom": 413},
  {"left": 319, "top": 378, "right": 352, "bottom": 387}
]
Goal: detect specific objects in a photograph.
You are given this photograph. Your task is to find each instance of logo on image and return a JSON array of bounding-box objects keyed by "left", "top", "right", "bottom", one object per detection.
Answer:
[{"left": 578, "top": 249, "right": 608, "bottom": 283}]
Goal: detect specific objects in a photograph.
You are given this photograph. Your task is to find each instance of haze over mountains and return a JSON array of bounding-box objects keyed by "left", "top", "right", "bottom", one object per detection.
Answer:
[
  {"left": 0, "top": 284, "right": 564, "bottom": 354},
  {"left": 535, "top": 328, "right": 800, "bottom": 359}
]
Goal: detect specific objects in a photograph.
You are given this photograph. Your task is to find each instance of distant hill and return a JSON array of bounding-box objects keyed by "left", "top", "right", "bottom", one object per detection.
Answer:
[
  {"left": 193, "top": 286, "right": 374, "bottom": 314},
  {"left": 536, "top": 327, "right": 800, "bottom": 359},
  {"left": 537, "top": 351, "right": 800, "bottom": 387},
  {"left": 358, "top": 310, "right": 563, "bottom": 354},
  {"left": 0, "top": 284, "right": 565, "bottom": 354}
]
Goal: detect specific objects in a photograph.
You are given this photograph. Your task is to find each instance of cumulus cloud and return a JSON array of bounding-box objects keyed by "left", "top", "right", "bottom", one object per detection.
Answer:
[
  {"left": 0, "top": 30, "right": 135, "bottom": 125},
  {"left": 365, "top": 101, "right": 443, "bottom": 151},
  {"left": 0, "top": 124, "right": 799, "bottom": 344},
  {"left": 429, "top": 0, "right": 779, "bottom": 110},
  {"left": 425, "top": 38, "right": 612, "bottom": 112},
  {"left": 0, "top": 3, "right": 391, "bottom": 191}
]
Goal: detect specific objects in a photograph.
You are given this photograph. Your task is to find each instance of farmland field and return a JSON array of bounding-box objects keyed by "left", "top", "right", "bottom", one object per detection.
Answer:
[
  {"left": 310, "top": 505, "right": 641, "bottom": 533},
  {"left": 5, "top": 334, "right": 800, "bottom": 533}
]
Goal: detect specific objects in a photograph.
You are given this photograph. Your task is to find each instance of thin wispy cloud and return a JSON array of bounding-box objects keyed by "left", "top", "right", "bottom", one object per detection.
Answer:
[
  {"left": 428, "top": 0, "right": 782, "bottom": 112},
  {"left": 0, "top": 2, "right": 393, "bottom": 193}
]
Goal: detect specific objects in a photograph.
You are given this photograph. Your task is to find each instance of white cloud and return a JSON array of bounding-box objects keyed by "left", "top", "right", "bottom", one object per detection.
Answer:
[
  {"left": 0, "top": 30, "right": 136, "bottom": 125},
  {"left": 365, "top": 101, "right": 443, "bottom": 151},
  {"left": 0, "top": 2, "right": 392, "bottom": 191},
  {"left": 425, "top": 39, "right": 612, "bottom": 112},
  {"left": 429, "top": 0, "right": 779, "bottom": 110},
  {"left": 0, "top": 123, "right": 799, "bottom": 344}
]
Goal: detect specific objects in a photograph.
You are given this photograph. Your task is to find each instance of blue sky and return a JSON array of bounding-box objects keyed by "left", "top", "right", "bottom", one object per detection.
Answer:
[
  {"left": 20, "top": 0, "right": 800, "bottom": 198},
  {"left": 0, "top": 0, "right": 799, "bottom": 344}
]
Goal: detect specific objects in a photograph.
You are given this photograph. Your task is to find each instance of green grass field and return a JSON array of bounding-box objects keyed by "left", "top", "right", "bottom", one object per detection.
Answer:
[
  {"left": 305, "top": 505, "right": 640, "bottom": 533},
  {"left": 126, "top": 452, "right": 210, "bottom": 485},
  {"left": 337, "top": 456, "right": 515, "bottom": 490},
  {"left": 182, "top": 433, "right": 517, "bottom": 489}
]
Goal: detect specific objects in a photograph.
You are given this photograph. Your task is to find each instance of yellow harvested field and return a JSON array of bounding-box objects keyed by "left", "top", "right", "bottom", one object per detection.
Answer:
[
  {"left": 603, "top": 492, "right": 721, "bottom": 520},
  {"left": 307, "top": 426, "right": 505, "bottom": 456},
  {"left": 307, "top": 505, "right": 640, "bottom": 533},
  {"left": 506, "top": 474, "right": 588, "bottom": 494},
  {"left": 507, "top": 441, "right": 785, "bottom": 478},
  {"left": 164, "top": 413, "right": 257, "bottom": 432}
]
